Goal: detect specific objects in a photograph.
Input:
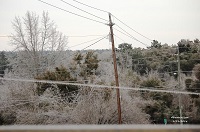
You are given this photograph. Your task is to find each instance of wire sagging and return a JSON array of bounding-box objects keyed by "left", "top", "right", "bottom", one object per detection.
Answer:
[
  {"left": 0, "top": 77, "right": 200, "bottom": 96},
  {"left": 37, "top": 0, "right": 106, "bottom": 25}
]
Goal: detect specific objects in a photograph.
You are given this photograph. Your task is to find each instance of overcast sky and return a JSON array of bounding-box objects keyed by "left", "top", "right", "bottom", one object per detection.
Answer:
[{"left": 0, "top": 0, "right": 200, "bottom": 51}]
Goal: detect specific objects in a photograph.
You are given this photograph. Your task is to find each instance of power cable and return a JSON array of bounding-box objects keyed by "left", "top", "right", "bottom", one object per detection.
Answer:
[
  {"left": 81, "top": 35, "right": 107, "bottom": 50},
  {"left": 68, "top": 35, "right": 107, "bottom": 57},
  {"left": 37, "top": 0, "right": 106, "bottom": 25},
  {"left": 67, "top": 35, "right": 105, "bottom": 37},
  {"left": 0, "top": 77, "right": 200, "bottom": 95},
  {"left": 114, "top": 34, "right": 125, "bottom": 43},
  {"left": 70, "top": 0, "right": 108, "bottom": 13},
  {"left": 115, "top": 24, "right": 149, "bottom": 46},
  {"left": 112, "top": 14, "right": 153, "bottom": 41},
  {"left": 68, "top": 36, "right": 106, "bottom": 48},
  {"left": 59, "top": 0, "right": 108, "bottom": 22},
  {"left": 114, "top": 26, "right": 149, "bottom": 47}
]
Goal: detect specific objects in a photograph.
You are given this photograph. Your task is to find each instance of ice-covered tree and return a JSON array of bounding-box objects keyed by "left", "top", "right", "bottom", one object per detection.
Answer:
[
  {"left": 68, "top": 87, "right": 150, "bottom": 124},
  {"left": 10, "top": 11, "right": 67, "bottom": 77}
]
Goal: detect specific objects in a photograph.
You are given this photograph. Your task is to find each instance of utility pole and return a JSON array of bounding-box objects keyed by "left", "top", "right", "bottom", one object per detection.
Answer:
[
  {"left": 108, "top": 12, "right": 122, "bottom": 124},
  {"left": 177, "top": 45, "right": 183, "bottom": 125}
]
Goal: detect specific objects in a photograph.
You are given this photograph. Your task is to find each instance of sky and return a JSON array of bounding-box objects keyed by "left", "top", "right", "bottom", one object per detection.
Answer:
[{"left": 0, "top": 0, "right": 200, "bottom": 51}]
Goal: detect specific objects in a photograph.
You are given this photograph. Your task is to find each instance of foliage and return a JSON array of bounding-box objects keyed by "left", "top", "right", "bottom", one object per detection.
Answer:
[
  {"left": 73, "top": 52, "right": 83, "bottom": 65},
  {"left": 143, "top": 91, "right": 174, "bottom": 124},
  {"left": 141, "top": 77, "right": 160, "bottom": 88},
  {"left": 184, "top": 64, "right": 200, "bottom": 123},
  {"left": 178, "top": 39, "right": 192, "bottom": 53},
  {"left": 116, "top": 43, "right": 133, "bottom": 71},
  {"left": 139, "top": 71, "right": 176, "bottom": 124},
  {"left": 0, "top": 109, "right": 16, "bottom": 125},
  {"left": 131, "top": 48, "right": 149, "bottom": 75},
  {"left": 150, "top": 40, "right": 162, "bottom": 49},
  {"left": 35, "top": 66, "right": 78, "bottom": 100},
  {"left": 193, "top": 64, "right": 200, "bottom": 80},
  {"left": 70, "top": 51, "right": 100, "bottom": 80},
  {"left": 118, "top": 43, "right": 132, "bottom": 51},
  {"left": 177, "top": 40, "right": 200, "bottom": 74},
  {"left": 179, "top": 53, "right": 200, "bottom": 74},
  {"left": 0, "top": 52, "right": 9, "bottom": 77},
  {"left": 185, "top": 64, "right": 200, "bottom": 96},
  {"left": 84, "top": 51, "right": 100, "bottom": 75}
]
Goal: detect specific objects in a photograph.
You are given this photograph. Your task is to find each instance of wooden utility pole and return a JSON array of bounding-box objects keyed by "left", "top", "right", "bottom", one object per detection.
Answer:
[{"left": 108, "top": 12, "right": 122, "bottom": 124}]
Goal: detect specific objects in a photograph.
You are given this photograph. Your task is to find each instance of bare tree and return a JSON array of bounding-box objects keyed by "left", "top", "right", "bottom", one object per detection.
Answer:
[{"left": 10, "top": 11, "right": 67, "bottom": 77}]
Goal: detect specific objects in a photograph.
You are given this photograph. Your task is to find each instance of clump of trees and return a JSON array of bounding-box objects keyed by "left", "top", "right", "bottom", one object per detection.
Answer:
[{"left": 116, "top": 40, "right": 200, "bottom": 124}]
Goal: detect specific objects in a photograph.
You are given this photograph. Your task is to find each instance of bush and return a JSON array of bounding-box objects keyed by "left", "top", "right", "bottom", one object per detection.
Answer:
[
  {"left": 35, "top": 66, "right": 78, "bottom": 100},
  {"left": 141, "top": 76, "right": 161, "bottom": 88}
]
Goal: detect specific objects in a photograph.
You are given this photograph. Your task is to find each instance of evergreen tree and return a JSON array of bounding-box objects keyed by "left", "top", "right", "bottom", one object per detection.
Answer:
[{"left": 0, "top": 51, "right": 9, "bottom": 77}]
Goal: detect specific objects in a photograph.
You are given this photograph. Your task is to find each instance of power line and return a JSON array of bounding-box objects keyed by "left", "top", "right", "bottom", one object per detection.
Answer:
[
  {"left": 115, "top": 24, "right": 149, "bottom": 47},
  {"left": 114, "top": 34, "right": 125, "bottom": 43},
  {"left": 68, "top": 36, "right": 106, "bottom": 48},
  {"left": 67, "top": 35, "right": 105, "bottom": 37},
  {"left": 70, "top": 0, "right": 108, "bottom": 13},
  {"left": 112, "top": 14, "right": 153, "bottom": 41},
  {"left": 59, "top": 0, "right": 108, "bottom": 22},
  {"left": 37, "top": 0, "right": 106, "bottom": 25},
  {"left": 1, "top": 77, "right": 200, "bottom": 95},
  {"left": 68, "top": 35, "right": 107, "bottom": 57},
  {"left": 114, "top": 26, "right": 149, "bottom": 47},
  {"left": 81, "top": 35, "right": 107, "bottom": 50}
]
